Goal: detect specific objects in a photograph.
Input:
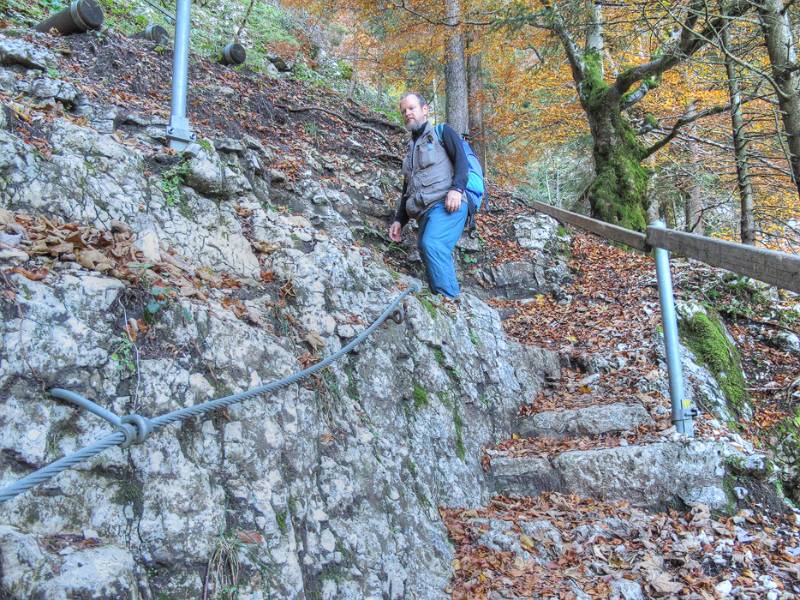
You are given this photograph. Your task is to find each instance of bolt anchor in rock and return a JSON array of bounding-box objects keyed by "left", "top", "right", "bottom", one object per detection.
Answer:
[
  {"left": 220, "top": 42, "right": 246, "bottom": 66},
  {"left": 36, "top": 0, "right": 104, "bottom": 35},
  {"left": 390, "top": 307, "right": 405, "bottom": 324}
]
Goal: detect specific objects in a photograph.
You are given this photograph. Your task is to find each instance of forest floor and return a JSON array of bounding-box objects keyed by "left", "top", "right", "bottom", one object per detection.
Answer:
[{"left": 443, "top": 220, "right": 800, "bottom": 599}]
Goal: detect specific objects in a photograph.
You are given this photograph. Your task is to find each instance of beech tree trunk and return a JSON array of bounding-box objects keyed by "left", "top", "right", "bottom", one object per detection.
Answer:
[
  {"left": 584, "top": 94, "right": 649, "bottom": 231},
  {"left": 466, "top": 30, "right": 486, "bottom": 172},
  {"left": 444, "top": 0, "right": 469, "bottom": 135},
  {"left": 580, "top": 1, "right": 648, "bottom": 230},
  {"left": 721, "top": 25, "right": 755, "bottom": 244},
  {"left": 759, "top": 0, "right": 800, "bottom": 196},
  {"left": 683, "top": 121, "right": 705, "bottom": 234}
]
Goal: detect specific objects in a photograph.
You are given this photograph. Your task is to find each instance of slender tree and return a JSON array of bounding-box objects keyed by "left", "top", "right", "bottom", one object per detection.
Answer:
[
  {"left": 466, "top": 29, "right": 486, "bottom": 171},
  {"left": 720, "top": 23, "right": 755, "bottom": 244},
  {"left": 758, "top": 0, "right": 800, "bottom": 196},
  {"left": 444, "top": 0, "right": 469, "bottom": 134}
]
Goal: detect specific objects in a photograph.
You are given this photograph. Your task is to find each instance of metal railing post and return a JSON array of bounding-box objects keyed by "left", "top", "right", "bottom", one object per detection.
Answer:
[
  {"left": 651, "top": 220, "right": 694, "bottom": 437},
  {"left": 166, "top": 0, "right": 195, "bottom": 150}
]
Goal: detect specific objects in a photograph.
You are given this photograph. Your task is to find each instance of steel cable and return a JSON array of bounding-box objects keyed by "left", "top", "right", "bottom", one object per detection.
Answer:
[{"left": 0, "top": 284, "right": 419, "bottom": 504}]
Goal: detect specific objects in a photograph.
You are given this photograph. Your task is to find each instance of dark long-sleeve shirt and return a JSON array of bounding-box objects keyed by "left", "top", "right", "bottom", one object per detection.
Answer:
[{"left": 393, "top": 123, "right": 469, "bottom": 226}]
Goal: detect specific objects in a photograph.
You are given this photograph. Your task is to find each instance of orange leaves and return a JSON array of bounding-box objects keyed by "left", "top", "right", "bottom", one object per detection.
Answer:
[{"left": 443, "top": 491, "right": 799, "bottom": 600}]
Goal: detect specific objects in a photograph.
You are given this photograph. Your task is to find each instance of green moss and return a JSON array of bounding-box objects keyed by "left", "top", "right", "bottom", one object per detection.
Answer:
[
  {"left": 113, "top": 478, "right": 143, "bottom": 506},
  {"left": 276, "top": 510, "right": 288, "bottom": 534},
  {"left": 679, "top": 310, "right": 749, "bottom": 415},
  {"left": 583, "top": 59, "right": 649, "bottom": 232},
  {"left": 582, "top": 49, "right": 608, "bottom": 112},
  {"left": 412, "top": 384, "right": 428, "bottom": 410},
  {"left": 453, "top": 403, "right": 466, "bottom": 461},
  {"left": 345, "top": 364, "right": 360, "bottom": 401},
  {"left": 720, "top": 473, "right": 739, "bottom": 515},
  {"left": 418, "top": 295, "right": 437, "bottom": 319},
  {"left": 161, "top": 161, "right": 190, "bottom": 206},
  {"left": 433, "top": 348, "right": 445, "bottom": 366},
  {"left": 590, "top": 142, "right": 648, "bottom": 231}
]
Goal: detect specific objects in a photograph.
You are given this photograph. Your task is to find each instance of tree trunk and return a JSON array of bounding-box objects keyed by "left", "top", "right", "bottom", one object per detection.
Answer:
[
  {"left": 466, "top": 30, "right": 486, "bottom": 172},
  {"left": 721, "top": 25, "right": 755, "bottom": 244},
  {"left": 583, "top": 79, "right": 649, "bottom": 230},
  {"left": 759, "top": 0, "right": 800, "bottom": 196},
  {"left": 444, "top": 0, "right": 469, "bottom": 135},
  {"left": 684, "top": 132, "right": 705, "bottom": 234},
  {"left": 581, "top": 1, "right": 648, "bottom": 231}
]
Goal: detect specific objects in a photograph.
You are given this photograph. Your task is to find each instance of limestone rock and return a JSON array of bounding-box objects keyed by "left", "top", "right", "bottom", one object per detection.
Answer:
[
  {"left": 516, "top": 402, "right": 653, "bottom": 438},
  {"left": 491, "top": 440, "right": 745, "bottom": 511},
  {"left": 514, "top": 213, "right": 560, "bottom": 251},
  {"left": 0, "top": 35, "right": 56, "bottom": 71}
]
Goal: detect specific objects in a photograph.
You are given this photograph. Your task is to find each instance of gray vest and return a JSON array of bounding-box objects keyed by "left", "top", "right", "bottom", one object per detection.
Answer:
[{"left": 401, "top": 121, "right": 454, "bottom": 220}]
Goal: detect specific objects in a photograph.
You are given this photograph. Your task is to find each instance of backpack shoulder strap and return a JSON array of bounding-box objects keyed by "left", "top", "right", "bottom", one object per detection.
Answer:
[{"left": 434, "top": 123, "right": 446, "bottom": 144}]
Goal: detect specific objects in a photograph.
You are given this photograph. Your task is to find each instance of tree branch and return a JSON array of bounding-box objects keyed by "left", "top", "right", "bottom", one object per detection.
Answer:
[
  {"left": 613, "top": 0, "right": 753, "bottom": 95},
  {"left": 642, "top": 103, "right": 730, "bottom": 158}
]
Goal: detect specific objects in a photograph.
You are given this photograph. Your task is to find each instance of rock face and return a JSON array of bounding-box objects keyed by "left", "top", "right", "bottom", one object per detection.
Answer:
[{"left": 0, "top": 33, "right": 561, "bottom": 599}]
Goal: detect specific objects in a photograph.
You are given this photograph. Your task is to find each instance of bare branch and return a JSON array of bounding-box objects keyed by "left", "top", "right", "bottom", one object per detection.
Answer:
[
  {"left": 643, "top": 103, "right": 731, "bottom": 158},
  {"left": 613, "top": 0, "right": 753, "bottom": 95}
]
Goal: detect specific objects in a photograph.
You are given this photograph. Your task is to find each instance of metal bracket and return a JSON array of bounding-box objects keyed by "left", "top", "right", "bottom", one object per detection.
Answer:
[{"left": 166, "top": 117, "right": 196, "bottom": 151}]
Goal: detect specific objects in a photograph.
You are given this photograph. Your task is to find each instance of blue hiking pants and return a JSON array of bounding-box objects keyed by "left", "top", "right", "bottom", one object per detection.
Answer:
[{"left": 418, "top": 201, "right": 468, "bottom": 298}]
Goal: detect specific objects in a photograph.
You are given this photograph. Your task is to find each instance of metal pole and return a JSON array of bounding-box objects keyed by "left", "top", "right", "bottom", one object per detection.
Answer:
[
  {"left": 166, "top": 0, "right": 195, "bottom": 150},
  {"left": 651, "top": 220, "right": 694, "bottom": 437}
]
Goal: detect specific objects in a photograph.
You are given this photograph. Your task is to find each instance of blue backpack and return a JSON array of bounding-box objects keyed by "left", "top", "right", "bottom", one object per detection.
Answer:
[{"left": 434, "top": 124, "right": 485, "bottom": 230}]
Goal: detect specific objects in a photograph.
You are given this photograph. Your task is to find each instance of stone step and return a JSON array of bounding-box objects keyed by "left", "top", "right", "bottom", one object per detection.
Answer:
[
  {"left": 490, "top": 438, "right": 756, "bottom": 511},
  {"left": 516, "top": 402, "right": 653, "bottom": 438}
]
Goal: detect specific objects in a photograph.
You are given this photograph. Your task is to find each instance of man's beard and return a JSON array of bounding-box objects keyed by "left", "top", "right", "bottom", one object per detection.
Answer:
[{"left": 405, "top": 118, "right": 427, "bottom": 132}]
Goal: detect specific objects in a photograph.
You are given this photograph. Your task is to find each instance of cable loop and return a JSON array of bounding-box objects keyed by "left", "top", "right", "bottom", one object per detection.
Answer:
[{"left": 118, "top": 414, "right": 153, "bottom": 447}]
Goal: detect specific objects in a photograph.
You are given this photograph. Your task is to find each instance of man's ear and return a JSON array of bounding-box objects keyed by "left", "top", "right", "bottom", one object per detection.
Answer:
[{"left": 422, "top": 104, "right": 429, "bottom": 118}]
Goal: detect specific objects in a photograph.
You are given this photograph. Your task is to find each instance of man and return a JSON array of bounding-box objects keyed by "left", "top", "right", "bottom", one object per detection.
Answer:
[{"left": 388, "top": 92, "right": 469, "bottom": 298}]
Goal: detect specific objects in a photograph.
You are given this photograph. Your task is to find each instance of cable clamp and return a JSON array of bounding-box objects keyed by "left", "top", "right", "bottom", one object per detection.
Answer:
[{"left": 117, "top": 414, "right": 153, "bottom": 447}]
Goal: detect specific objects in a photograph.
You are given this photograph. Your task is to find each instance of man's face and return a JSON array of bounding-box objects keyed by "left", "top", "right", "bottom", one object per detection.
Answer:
[{"left": 399, "top": 96, "right": 428, "bottom": 131}]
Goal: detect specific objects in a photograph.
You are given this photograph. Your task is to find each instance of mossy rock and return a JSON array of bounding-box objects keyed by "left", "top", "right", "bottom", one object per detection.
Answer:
[{"left": 678, "top": 305, "right": 750, "bottom": 418}]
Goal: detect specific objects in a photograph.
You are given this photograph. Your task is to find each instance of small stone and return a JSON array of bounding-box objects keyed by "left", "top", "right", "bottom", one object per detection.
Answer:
[
  {"left": 758, "top": 575, "right": 777, "bottom": 590},
  {"left": 311, "top": 509, "right": 328, "bottom": 523},
  {"left": 733, "top": 486, "right": 748, "bottom": 499},
  {"left": 715, "top": 580, "right": 732, "bottom": 596},
  {"left": 319, "top": 529, "right": 336, "bottom": 553},
  {"left": 0, "top": 248, "right": 29, "bottom": 262},
  {"left": 336, "top": 324, "right": 356, "bottom": 338},
  {"left": 133, "top": 230, "right": 161, "bottom": 263},
  {"left": 269, "top": 169, "right": 287, "bottom": 184}
]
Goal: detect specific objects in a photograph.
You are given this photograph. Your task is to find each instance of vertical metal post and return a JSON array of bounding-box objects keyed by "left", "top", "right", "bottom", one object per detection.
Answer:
[
  {"left": 651, "top": 220, "right": 694, "bottom": 437},
  {"left": 166, "top": 0, "right": 195, "bottom": 150}
]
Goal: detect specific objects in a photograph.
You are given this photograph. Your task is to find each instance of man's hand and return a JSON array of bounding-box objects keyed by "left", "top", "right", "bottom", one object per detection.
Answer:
[
  {"left": 388, "top": 221, "right": 403, "bottom": 242},
  {"left": 445, "top": 190, "right": 462, "bottom": 213}
]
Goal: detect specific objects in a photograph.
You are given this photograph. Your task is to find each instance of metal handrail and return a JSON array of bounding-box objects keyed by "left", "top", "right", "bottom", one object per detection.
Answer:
[
  {"left": 529, "top": 199, "right": 800, "bottom": 436},
  {"left": 529, "top": 200, "right": 799, "bottom": 293}
]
